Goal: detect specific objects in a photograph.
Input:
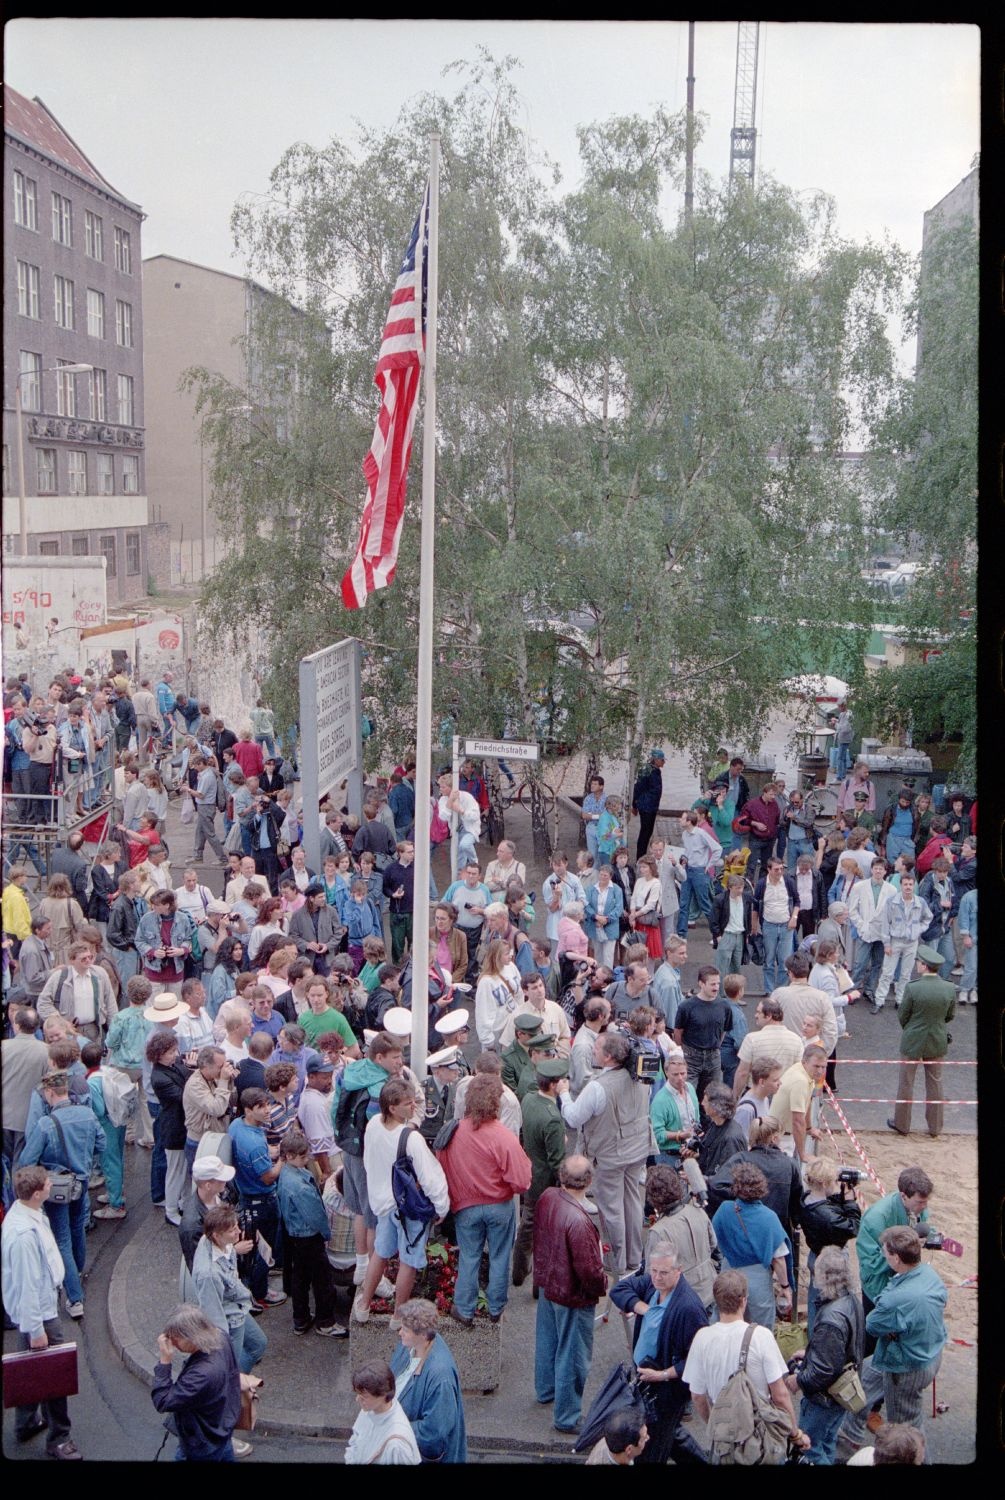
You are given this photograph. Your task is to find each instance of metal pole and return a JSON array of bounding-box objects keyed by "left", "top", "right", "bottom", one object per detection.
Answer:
[
  {"left": 15, "top": 377, "right": 28, "bottom": 554},
  {"left": 685, "top": 21, "right": 695, "bottom": 226},
  {"left": 409, "top": 136, "right": 440, "bottom": 1083},
  {"left": 199, "top": 422, "right": 206, "bottom": 582},
  {"left": 346, "top": 639, "right": 364, "bottom": 820},
  {"left": 450, "top": 733, "right": 461, "bottom": 885}
]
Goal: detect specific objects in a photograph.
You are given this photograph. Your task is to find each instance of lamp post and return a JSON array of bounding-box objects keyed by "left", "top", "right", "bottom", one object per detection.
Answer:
[
  {"left": 199, "top": 403, "right": 252, "bottom": 578},
  {"left": 14, "top": 362, "right": 93, "bottom": 554}
]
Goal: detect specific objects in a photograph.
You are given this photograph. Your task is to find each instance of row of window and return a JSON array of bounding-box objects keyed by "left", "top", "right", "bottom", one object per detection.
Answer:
[
  {"left": 16, "top": 263, "right": 133, "bottom": 344},
  {"left": 13, "top": 170, "right": 132, "bottom": 271},
  {"left": 17, "top": 353, "right": 135, "bottom": 425},
  {"left": 36, "top": 531, "right": 141, "bottom": 578},
  {"left": 2, "top": 440, "right": 139, "bottom": 498}
]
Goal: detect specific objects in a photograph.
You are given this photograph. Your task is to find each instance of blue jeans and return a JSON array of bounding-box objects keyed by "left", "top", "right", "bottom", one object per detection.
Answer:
[
  {"left": 798, "top": 1394, "right": 845, "bottom": 1464},
  {"left": 785, "top": 832, "right": 812, "bottom": 874},
  {"left": 932, "top": 930, "right": 955, "bottom": 981},
  {"left": 254, "top": 734, "right": 278, "bottom": 758},
  {"left": 585, "top": 823, "right": 599, "bottom": 862},
  {"left": 675, "top": 868, "right": 712, "bottom": 937},
  {"left": 835, "top": 744, "right": 852, "bottom": 779},
  {"left": 148, "top": 1099, "right": 167, "bottom": 1204},
  {"left": 453, "top": 1201, "right": 516, "bottom": 1320},
  {"left": 456, "top": 830, "right": 477, "bottom": 869},
  {"left": 761, "top": 921, "right": 793, "bottom": 993},
  {"left": 715, "top": 930, "right": 744, "bottom": 978},
  {"left": 44, "top": 1194, "right": 88, "bottom": 1305},
  {"left": 852, "top": 938, "right": 885, "bottom": 1000},
  {"left": 535, "top": 1298, "right": 595, "bottom": 1429},
  {"left": 175, "top": 1439, "right": 235, "bottom": 1462},
  {"left": 960, "top": 937, "right": 977, "bottom": 991},
  {"left": 885, "top": 833, "right": 915, "bottom": 865},
  {"left": 230, "top": 1313, "right": 267, "bottom": 1374}
]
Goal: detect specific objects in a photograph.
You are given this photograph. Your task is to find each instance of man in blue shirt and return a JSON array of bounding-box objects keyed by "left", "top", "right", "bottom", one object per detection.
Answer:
[
  {"left": 228, "top": 1089, "right": 286, "bottom": 1311},
  {"left": 156, "top": 674, "right": 177, "bottom": 740},
  {"left": 581, "top": 776, "right": 608, "bottom": 863},
  {"left": 841, "top": 1224, "right": 947, "bottom": 1452},
  {"left": 185, "top": 754, "right": 227, "bottom": 865},
  {"left": 19, "top": 1071, "right": 100, "bottom": 1319}
]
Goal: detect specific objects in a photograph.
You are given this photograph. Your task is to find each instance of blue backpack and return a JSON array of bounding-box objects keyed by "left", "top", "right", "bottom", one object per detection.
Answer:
[{"left": 391, "top": 1126, "right": 437, "bottom": 1249}]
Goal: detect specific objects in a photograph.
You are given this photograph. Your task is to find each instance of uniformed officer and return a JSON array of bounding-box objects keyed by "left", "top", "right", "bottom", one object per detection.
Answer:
[
  {"left": 512, "top": 1057, "right": 568, "bottom": 1286},
  {"left": 501, "top": 1013, "right": 557, "bottom": 1100}
]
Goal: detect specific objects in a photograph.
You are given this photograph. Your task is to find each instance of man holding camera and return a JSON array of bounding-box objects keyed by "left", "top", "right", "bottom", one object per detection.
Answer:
[{"left": 557, "top": 1032, "right": 655, "bottom": 1278}]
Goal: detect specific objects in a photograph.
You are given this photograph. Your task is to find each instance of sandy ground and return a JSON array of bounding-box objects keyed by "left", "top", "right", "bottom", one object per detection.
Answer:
[{"left": 810, "top": 1130, "right": 977, "bottom": 1345}]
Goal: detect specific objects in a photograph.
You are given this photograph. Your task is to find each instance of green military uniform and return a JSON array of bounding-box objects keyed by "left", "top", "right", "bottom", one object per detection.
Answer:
[
  {"left": 891, "top": 959, "right": 956, "bottom": 1137},
  {"left": 501, "top": 1013, "right": 556, "bottom": 1101},
  {"left": 511, "top": 1058, "right": 568, "bottom": 1286}
]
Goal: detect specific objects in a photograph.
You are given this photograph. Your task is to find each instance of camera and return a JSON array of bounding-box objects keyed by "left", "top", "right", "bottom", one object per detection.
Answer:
[
  {"left": 623, "top": 1036, "right": 662, "bottom": 1084},
  {"left": 919, "top": 1228, "right": 944, "bottom": 1251},
  {"left": 683, "top": 1132, "right": 705, "bottom": 1153},
  {"left": 837, "top": 1168, "right": 862, "bottom": 1187}
]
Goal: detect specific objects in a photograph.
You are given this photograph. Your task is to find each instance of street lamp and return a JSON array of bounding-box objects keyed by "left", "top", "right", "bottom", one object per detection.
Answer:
[
  {"left": 199, "top": 403, "right": 252, "bottom": 578},
  {"left": 14, "top": 362, "right": 93, "bottom": 554}
]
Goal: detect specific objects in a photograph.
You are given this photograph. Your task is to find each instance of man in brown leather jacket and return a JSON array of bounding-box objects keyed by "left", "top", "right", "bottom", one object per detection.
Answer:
[{"left": 532, "top": 1155, "right": 607, "bottom": 1435}]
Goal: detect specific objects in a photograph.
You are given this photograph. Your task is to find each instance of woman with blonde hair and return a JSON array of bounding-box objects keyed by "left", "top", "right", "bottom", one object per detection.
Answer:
[
  {"left": 473, "top": 937, "right": 521, "bottom": 1049},
  {"left": 39, "top": 873, "right": 85, "bottom": 964},
  {"left": 142, "top": 768, "right": 168, "bottom": 832}
]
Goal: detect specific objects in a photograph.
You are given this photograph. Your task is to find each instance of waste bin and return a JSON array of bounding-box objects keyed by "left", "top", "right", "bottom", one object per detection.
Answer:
[{"left": 861, "top": 749, "right": 933, "bottom": 816}]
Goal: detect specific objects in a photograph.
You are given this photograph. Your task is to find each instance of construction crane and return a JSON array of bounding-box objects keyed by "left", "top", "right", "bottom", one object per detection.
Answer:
[{"left": 729, "top": 21, "right": 760, "bottom": 186}]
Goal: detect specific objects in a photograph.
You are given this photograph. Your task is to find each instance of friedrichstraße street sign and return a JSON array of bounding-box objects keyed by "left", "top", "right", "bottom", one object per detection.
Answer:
[
  {"left": 463, "top": 737, "right": 538, "bottom": 762},
  {"left": 299, "top": 638, "right": 363, "bottom": 871}
]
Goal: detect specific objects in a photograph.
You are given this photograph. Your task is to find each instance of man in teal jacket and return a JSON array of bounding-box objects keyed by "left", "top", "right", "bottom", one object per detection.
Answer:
[
  {"left": 855, "top": 1165, "right": 932, "bottom": 1326},
  {"left": 650, "top": 1055, "right": 701, "bottom": 1165},
  {"left": 841, "top": 1224, "right": 947, "bottom": 1452}
]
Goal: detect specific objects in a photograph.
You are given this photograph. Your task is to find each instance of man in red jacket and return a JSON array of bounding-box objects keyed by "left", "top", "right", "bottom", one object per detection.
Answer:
[{"left": 533, "top": 1154, "right": 607, "bottom": 1435}]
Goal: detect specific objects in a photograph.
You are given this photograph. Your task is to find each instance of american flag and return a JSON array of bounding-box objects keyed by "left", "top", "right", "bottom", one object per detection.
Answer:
[{"left": 341, "top": 183, "right": 430, "bottom": 609}]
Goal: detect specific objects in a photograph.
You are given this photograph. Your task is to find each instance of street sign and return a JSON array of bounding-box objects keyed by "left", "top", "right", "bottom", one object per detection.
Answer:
[
  {"left": 298, "top": 638, "right": 364, "bottom": 872},
  {"left": 463, "top": 736, "right": 538, "bottom": 762}
]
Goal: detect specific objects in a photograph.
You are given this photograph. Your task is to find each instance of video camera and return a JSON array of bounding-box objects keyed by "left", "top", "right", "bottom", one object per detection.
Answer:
[
  {"left": 627, "top": 1041, "right": 663, "bottom": 1085},
  {"left": 837, "top": 1168, "right": 862, "bottom": 1187}
]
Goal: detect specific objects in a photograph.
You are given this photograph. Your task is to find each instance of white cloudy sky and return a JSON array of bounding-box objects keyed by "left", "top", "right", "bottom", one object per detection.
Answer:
[{"left": 7, "top": 19, "right": 979, "bottom": 321}]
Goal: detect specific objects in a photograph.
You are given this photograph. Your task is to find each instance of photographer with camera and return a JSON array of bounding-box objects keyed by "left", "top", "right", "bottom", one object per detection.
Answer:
[
  {"left": 684, "top": 1085, "right": 748, "bottom": 1176},
  {"left": 799, "top": 1159, "right": 863, "bottom": 1334},
  {"left": 557, "top": 1031, "right": 656, "bottom": 1279},
  {"left": 784, "top": 1245, "right": 865, "bottom": 1465}
]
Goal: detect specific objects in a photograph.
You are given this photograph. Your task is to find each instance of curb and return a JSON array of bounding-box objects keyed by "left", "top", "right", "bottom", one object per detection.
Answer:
[{"left": 106, "top": 1213, "right": 580, "bottom": 1453}]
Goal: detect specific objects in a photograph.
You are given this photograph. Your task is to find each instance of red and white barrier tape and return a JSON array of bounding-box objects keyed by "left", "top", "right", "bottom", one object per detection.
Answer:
[
  {"left": 821, "top": 1086, "right": 885, "bottom": 1196},
  {"left": 828, "top": 1097, "right": 976, "bottom": 1105},
  {"left": 828, "top": 1058, "right": 975, "bottom": 1066}
]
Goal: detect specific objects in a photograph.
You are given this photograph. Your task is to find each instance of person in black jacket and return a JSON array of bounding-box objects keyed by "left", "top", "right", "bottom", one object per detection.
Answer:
[
  {"left": 792, "top": 853, "right": 827, "bottom": 942},
  {"left": 783, "top": 1246, "right": 864, "bottom": 1465},
  {"left": 609, "top": 1249, "right": 709, "bottom": 1465},
  {"left": 692, "top": 1085, "right": 748, "bottom": 1176},
  {"left": 152, "top": 1303, "right": 244, "bottom": 1461},
  {"left": 705, "top": 1115, "right": 802, "bottom": 1242},
  {"left": 631, "top": 751, "right": 665, "bottom": 862},
  {"left": 709, "top": 876, "right": 755, "bottom": 978},
  {"left": 799, "top": 1158, "right": 862, "bottom": 1334},
  {"left": 149, "top": 1031, "right": 192, "bottom": 1226}
]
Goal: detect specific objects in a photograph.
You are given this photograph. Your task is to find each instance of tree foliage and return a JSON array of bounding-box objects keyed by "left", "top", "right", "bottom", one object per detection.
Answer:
[{"left": 189, "top": 53, "right": 910, "bottom": 823}]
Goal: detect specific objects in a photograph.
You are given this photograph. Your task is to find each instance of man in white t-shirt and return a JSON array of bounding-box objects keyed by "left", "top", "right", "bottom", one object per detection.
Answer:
[
  {"left": 683, "top": 1270, "right": 807, "bottom": 1456},
  {"left": 437, "top": 772, "right": 482, "bottom": 869},
  {"left": 174, "top": 867, "right": 214, "bottom": 924}
]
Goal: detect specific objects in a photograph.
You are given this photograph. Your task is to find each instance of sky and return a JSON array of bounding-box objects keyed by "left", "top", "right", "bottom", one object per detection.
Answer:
[{"left": 6, "top": 19, "right": 980, "bottom": 344}]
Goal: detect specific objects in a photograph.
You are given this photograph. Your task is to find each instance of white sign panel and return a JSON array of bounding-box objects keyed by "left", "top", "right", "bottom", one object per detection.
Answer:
[
  {"left": 464, "top": 737, "right": 539, "bottom": 762},
  {"left": 300, "top": 639, "right": 360, "bottom": 800}
]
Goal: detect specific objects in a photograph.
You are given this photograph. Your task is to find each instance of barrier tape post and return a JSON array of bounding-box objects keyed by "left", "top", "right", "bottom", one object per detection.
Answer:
[{"left": 821, "top": 1085, "right": 885, "bottom": 1197}]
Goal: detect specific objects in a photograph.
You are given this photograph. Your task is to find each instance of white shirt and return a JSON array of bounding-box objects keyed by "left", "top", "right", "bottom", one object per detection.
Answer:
[
  {"left": 683, "top": 1319, "right": 788, "bottom": 1405},
  {"left": 558, "top": 1074, "right": 610, "bottom": 1129},
  {"left": 176, "top": 1008, "right": 215, "bottom": 1054},
  {"left": 362, "top": 1118, "right": 449, "bottom": 1220},
  {"left": 453, "top": 1075, "right": 522, "bottom": 1136},
  {"left": 175, "top": 884, "right": 213, "bottom": 921},
  {"left": 222, "top": 1038, "right": 249, "bottom": 1066},
  {"left": 438, "top": 789, "right": 481, "bottom": 838},
  {"left": 725, "top": 896, "right": 745, "bottom": 935},
  {"left": 297, "top": 1086, "right": 336, "bottom": 1155},
  {"left": 345, "top": 1401, "right": 421, "bottom": 1465},
  {"left": 630, "top": 876, "right": 661, "bottom": 916},
  {"left": 762, "top": 879, "right": 791, "bottom": 925},
  {"left": 474, "top": 965, "right": 523, "bottom": 1047},
  {"left": 681, "top": 826, "right": 722, "bottom": 872},
  {"left": 72, "top": 970, "right": 96, "bottom": 1024}
]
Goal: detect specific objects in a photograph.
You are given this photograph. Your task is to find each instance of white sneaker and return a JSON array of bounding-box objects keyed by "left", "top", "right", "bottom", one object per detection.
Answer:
[
  {"left": 352, "top": 1294, "right": 370, "bottom": 1324},
  {"left": 375, "top": 1275, "right": 395, "bottom": 1299},
  {"left": 957, "top": 989, "right": 969, "bottom": 1005},
  {"left": 970, "top": 989, "right": 977, "bottom": 1005},
  {"left": 232, "top": 1438, "right": 253, "bottom": 1458}
]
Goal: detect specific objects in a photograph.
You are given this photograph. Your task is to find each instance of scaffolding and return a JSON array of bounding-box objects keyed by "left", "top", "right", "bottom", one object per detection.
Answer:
[{"left": 730, "top": 21, "right": 760, "bottom": 186}]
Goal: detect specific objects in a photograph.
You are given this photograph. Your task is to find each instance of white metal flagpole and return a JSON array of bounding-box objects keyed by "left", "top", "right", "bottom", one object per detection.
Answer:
[{"left": 408, "top": 135, "right": 440, "bottom": 1082}]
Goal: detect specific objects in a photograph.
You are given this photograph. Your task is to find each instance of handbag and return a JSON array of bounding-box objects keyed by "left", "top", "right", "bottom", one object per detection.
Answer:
[
  {"left": 179, "top": 797, "right": 195, "bottom": 825},
  {"left": 224, "top": 821, "right": 243, "bottom": 854},
  {"left": 2, "top": 1343, "right": 79, "bottom": 1408},
  {"left": 747, "top": 931, "right": 766, "bottom": 968},
  {"left": 826, "top": 1362, "right": 867, "bottom": 1413},
  {"left": 236, "top": 1372, "right": 263, "bottom": 1431},
  {"left": 634, "top": 909, "right": 659, "bottom": 928},
  {"left": 47, "top": 1116, "right": 84, "bottom": 1204}
]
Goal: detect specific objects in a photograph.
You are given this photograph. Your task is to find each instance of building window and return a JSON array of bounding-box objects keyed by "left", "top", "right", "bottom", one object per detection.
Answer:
[
  {"left": 114, "top": 227, "right": 132, "bottom": 274},
  {"left": 14, "top": 170, "right": 38, "bottom": 230},
  {"left": 96, "top": 453, "right": 114, "bottom": 494},
  {"left": 115, "top": 299, "right": 133, "bottom": 347},
  {"left": 19, "top": 351, "right": 42, "bottom": 411},
  {"left": 51, "top": 191, "right": 73, "bottom": 246},
  {"left": 89, "top": 368, "right": 108, "bottom": 422},
  {"left": 122, "top": 455, "right": 139, "bottom": 494},
  {"left": 72, "top": 535, "right": 89, "bottom": 556},
  {"left": 38, "top": 540, "right": 61, "bottom": 556},
  {"left": 100, "top": 534, "right": 117, "bottom": 577},
  {"left": 117, "top": 374, "right": 134, "bottom": 426},
  {"left": 17, "top": 261, "right": 40, "bottom": 319},
  {"left": 86, "top": 288, "right": 105, "bottom": 339},
  {"left": 68, "top": 450, "right": 88, "bottom": 496},
  {"left": 85, "top": 210, "right": 103, "bottom": 260},
  {"left": 126, "top": 530, "right": 141, "bottom": 575},
  {"left": 54, "top": 275, "right": 75, "bottom": 330},
  {"left": 56, "top": 362, "right": 78, "bottom": 418},
  {"left": 37, "top": 449, "right": 57, "bottom": 494}
]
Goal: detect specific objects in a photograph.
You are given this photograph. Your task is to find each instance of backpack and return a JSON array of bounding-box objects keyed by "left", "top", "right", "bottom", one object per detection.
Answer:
[
  {"left": 391, "top": 1125, "right": 437, "bottom": 1248},
  {"left": 100, "top": 1065, "right": 139, "bottom": 1127},
  {"left": 215, "top": 772, "right": 227, "bottom": 811},
  {"left": 705, "top": 1323, "right": 792, "bottom": 1466},
  {"left": 333, "top": 1083, "right": 372, "bottom": 1157}
]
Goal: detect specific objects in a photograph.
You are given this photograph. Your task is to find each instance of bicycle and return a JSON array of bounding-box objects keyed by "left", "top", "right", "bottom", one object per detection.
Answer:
[{"left": 496, "top": 775, "right": 557, "bottom": 816}]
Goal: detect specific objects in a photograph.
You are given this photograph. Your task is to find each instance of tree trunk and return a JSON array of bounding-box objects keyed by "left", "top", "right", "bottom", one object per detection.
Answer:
[
  {"left": 485, "top": 764, "right": 506, "bottom": 848},
  {"left": 581, "top": 750, "right": 600, "bottom": 850},
  {"left": 528, "top": 774, "right": 552, "bottom": 864}
]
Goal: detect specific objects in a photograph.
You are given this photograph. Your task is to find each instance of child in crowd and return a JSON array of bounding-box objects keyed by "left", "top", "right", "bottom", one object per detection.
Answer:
[{"left": 276, "top": 1130, "right": 347, "bottom": 1338}]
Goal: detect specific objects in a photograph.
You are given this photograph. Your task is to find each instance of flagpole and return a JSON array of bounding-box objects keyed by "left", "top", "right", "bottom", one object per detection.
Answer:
[{"left": 409, "top": 134, "right": 440, "bottom": 1083}]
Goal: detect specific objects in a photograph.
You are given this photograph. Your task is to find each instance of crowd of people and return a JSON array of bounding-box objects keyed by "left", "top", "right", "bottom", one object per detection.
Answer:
[{"left": 1, "top": 684, "right": 971, "bottom": 1464}]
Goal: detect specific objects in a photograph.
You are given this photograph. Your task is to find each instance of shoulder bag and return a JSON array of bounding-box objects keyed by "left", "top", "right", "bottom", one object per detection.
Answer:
[{"left": 46, "top": 1115, "right": 84, "bottom": 1204}]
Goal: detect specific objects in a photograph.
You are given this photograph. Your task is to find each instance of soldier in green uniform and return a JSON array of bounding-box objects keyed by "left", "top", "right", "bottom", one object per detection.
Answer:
[
  {"left": 501, "top": 1013, "right": 557, "bottom": 1101},
  {"left": 889, "top": 944, "right": 956, "bottom": 1139},
  {"left": 512, "top": 1057, "right": 568, "bottom": 1286}
]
